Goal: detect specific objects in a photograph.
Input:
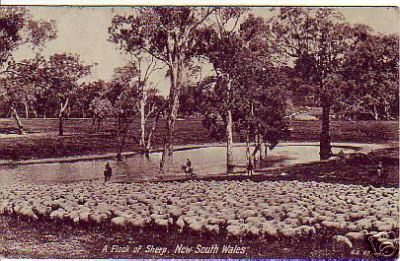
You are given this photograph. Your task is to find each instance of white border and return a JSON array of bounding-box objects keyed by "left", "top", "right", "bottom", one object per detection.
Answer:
[{"left": 1, "top": 0, "right": 400, "bottom": 6}]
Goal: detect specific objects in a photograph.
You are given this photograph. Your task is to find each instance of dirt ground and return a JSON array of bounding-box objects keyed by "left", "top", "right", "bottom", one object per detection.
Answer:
[{"left": 0, "top": 214, "right": 381, "bottom": 259}]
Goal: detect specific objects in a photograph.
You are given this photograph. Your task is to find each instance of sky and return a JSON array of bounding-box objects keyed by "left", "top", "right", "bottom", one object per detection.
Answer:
[{"left": 14, "top": 7, "right": 400, "bottom": 96}]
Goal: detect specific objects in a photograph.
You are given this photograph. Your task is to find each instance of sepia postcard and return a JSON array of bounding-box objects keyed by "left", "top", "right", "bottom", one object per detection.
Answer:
[{"left": 0, "top": 2, "right": 398, "bottom": 259}]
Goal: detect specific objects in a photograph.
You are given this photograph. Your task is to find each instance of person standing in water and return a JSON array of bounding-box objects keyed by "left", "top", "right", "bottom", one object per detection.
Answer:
[
  {"left": 247, "top": 160, "right": 254, "bottom": 176},
  {"left": 104, "top": 163, "right": 112, "bottom": 182},
  {"left": 183, "top": 158, "right": 193, "bottom": 175}
]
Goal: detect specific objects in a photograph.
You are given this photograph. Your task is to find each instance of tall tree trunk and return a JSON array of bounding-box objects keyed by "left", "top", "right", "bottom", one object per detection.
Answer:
[
  {"left": 23, "top": 100, "right": 29, "bottom": 119},
  {"left": 246, "top": 131, "right": 250, "bottom": 174},
  {"left": 226, "top": 108, "right": 234, "bottom": 173},
  {"left": 146, "top": 108, "right": 162, "bottom": 155},
  {"left": 32, "top": 107, "right": 38, "bottom": 118},
  {"left": 58, "top": 113, "right": 64, "bottom": 136},
  {"left": 11, "top": 107, "right": 26, "bottom": 135},
  {"left": 139, "top": 99, "right": 146, "bottom": 146},
  {"left": 96, "top": 118, "right": 102, "bottom": 133},
  {"left": 320, "top": 104, "right": 332, "bottom": 160},
  {"left": 160, "top": 64, "right": 183, "bottom": 173},
  {"left": 372, "top": 104, "right": 379, "bottom": 120},
  {"left": 226, "top": 78, "right": 234, "bottom": 173}
]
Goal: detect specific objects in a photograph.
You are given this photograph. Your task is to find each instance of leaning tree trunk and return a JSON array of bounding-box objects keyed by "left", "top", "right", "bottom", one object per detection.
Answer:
[
  {"left": 58, "top": 99, "right": 69, "bottom": 136},
  {"left": 11, "top": 107, "right": 26, "bottom": 135},
  {"left": 160, "top": 64, "right": 184, "bottom": 174},
  {"left": 320, "top": 104, "right": 332, "bottom": 160}
]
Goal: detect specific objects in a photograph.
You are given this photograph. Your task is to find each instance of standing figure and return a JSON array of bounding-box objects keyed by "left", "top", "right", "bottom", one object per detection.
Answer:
[
  {"left": 185, "top": 158, "right": 193, "bottom": 175},
  {"left": 247, "top": 160, "right": 254, "bottom": 176},
  {"left": 104, "top": 162, "right": 112, "bottom": 182}
]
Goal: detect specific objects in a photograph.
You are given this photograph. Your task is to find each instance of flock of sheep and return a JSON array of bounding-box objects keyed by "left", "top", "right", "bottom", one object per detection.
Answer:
[{"left": 0, "top": 180, "right": 398, "bottom": 250}]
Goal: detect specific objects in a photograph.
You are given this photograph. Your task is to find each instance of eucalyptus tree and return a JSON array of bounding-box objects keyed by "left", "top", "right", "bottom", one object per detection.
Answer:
[
  {"left": 109, "top": 7, "right": 218, "bottom": 172},
  {"left": 0, "top": 7, "right": 56, "bottom": 132},
  {"left": 111, "top": 62, "right": 165, "bottom": 153},
  {"left": 338, "top": 32, "right": 399, "bottom": 120},
  {"left": 0, "top": 7, "right": 56, "bottom": 75},
  {"left": 194, "top": 8, "right": 250, "bottom": 171},
  {"left": 41, "top": 53, "right": 92, "bottom": 136},
  {"left": 270, "top": 8, "right": 358, "bottom": 159},
  {"left": 0, "top": 56, "right": 46, "bottom": 134}
]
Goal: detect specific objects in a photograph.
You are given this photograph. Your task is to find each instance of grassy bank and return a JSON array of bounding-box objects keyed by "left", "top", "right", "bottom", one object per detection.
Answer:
[{"left": 0, "top": 118, "right": 398, "bottom": 161}]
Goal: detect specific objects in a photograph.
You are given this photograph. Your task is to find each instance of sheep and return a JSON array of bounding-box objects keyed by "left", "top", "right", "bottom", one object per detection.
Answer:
[
  {"left": 261, "top": 222, "right": 278, "bottom": 237},
  {"left": 248, "top": 225, "right": 261, "bottom": 238},
  {"left": 226, "top": 224, "right": 247, "bottom": 241},
  {"left": 354, "top": 218, "right": 373, "bottom": 230},
  {"left": 129, "top": 216, "right": 148, "bottom": 230},
  {"left": 204, "top": 224, "right": 220, "bottom": 235},
  {"left": 68, "top": 210, "right": 81, "bottom": 224},
  {"left": 19, "top": 206, "right": 38, "bottom": 221},
  {"left": 188, "top": 222, "right": 204, "bottom": 236},
  {"left": 111, "top": 216, "right": 127, "bottom": 227},
  {"left": 176, "top": 216, "right": 185, "bottom": 233},
  {"left": 377, "top": 223, "right": 393, "bottom": 232},
  {"left": 90, "top": 212, "right": 108, "bottom": 224},
  {"left": 333, "top": 235, "right": 353, "bottom": 249},
  {"left": 294, "top": 225, "right": 316, "bottom": 237},
  {"left": 1, "top": 178, "right": 398, "bottom": 245},
  {"left": 154, "top": 217, "right": 173, "bottom": 232},
  {"left": 50, "top": 209, "right": 67, "bottom": 221},
  {"left": 321, "top": 221, "right": 340, "bottom": 230},
  {"left": 207, "top": 217, "right": 225, "bottom": 226},
  {"left": 345, "top": 231, "right": 367, "bottom": 241}
]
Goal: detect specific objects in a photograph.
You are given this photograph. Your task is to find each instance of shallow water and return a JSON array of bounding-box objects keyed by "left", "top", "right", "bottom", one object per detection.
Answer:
[{"left": 0, "top": 143, "right": 361, "bottom": 185}]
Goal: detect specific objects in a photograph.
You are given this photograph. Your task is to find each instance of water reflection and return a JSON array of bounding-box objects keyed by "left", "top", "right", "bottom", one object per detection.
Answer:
[{"left": 0, "top": 144, "right": 357, "bottom": 185}]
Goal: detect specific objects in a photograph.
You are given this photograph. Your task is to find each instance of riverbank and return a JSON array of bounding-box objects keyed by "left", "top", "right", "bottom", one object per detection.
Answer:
[
  {"left": 0, "top": 118, "right": 397, "bottom": 161},
  {"left": 151, "top": 145, "right": 399, "bottom": 188}
]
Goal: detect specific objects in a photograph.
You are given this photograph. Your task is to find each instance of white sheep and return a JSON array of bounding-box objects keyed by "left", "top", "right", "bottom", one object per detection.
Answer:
[
  {"left": 333, "top": 235, "right": 353, "bottom": 249},
  {"left": 176, "top": 216, "right": 185, "bottom": 233},
  {"left": 294, "top": 225, "right": 316, "bottom": 237},
  {"left": 226, "top": 224, "right": 246, "bottom": 241},
  {"left": 19, "top": 206, "right": 38, "bottom": 221},
  {"left": 155, "top": 217, "right": 173, "bottom": 232},
  {"left": 204, "top": 224, "right": 220, "bottom": 235},
  {"left": 111, "top": 216, "right": 127, "bottom": 227},
  {"left": 345, "top": 231, "right": 367, "bottom": 241},
  {"left": 261, "top": 222, "right": 278, "bottom": 237},
  {"left": 188, "top": 221, "right": 203, "bottom": 235}
]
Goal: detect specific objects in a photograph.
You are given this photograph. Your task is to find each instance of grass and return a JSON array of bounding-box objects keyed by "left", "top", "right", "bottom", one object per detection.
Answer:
[
  {"left": 0, "top": 118, "right": 398, "bottom": 161},
  {"left": 0, "top": 215, "right": 377, "bottom": 259}
]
